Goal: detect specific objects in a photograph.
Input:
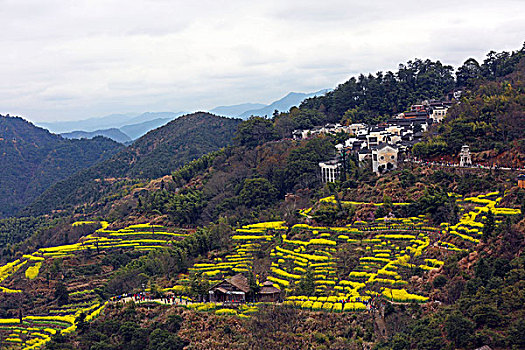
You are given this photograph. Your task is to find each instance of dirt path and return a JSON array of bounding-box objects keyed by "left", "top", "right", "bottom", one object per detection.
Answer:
[
  {"left": 373, "top": 310, "right": 388, "bottom": 339},
  {"left": 115, "top": 296, "right": 193, "bottom": 306}
]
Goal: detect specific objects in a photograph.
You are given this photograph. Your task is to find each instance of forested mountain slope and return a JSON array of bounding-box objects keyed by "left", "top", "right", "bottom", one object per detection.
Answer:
[
  {"left": 0, "top": 47, "right": 524, "bottom": 350},
  {"left": 0, "top": 116, "right": 123, "bottom": 217},
  {"left": 23, "top": 112, "right": 241, "bottom": 216},
  {"left": 23, "top": 47, "right": 525, "bottom": 227},
  {"left": 413, "top": 57, "right": 525, "bottom": 163}
]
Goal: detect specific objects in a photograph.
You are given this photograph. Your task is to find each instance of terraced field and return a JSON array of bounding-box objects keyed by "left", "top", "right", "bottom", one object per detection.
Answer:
[
  {"left": 0, "top": 191, "right": 520, "bottom": 349},
  {"left": 0, "top": 223, "right": 188, "bottom": 349},
  {"left": 178, "top": 191, "right": 521, "bottom": 312}
]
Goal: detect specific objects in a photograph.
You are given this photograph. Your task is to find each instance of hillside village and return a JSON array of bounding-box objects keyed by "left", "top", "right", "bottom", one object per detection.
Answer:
[
  {"left": 0, "top": 45, "right": 524, "bottom": 350},
  {"left": 307, "top": 97, "right": 457, "bottom": 177},
  {"left": 310, "top": 92, "right": 525, "bottom": 179}
]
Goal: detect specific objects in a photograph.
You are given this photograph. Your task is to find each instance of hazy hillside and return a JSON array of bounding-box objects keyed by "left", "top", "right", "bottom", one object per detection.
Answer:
[
  {"left": 120, "top": 117, "right": 173, "bottom": 140},
  {"left": 39, "top": 111, "right": 184, "bottom": 133},
  {"left": 61, "top": 128, "right": 132, "bottom": 144},
  {"left": 38, "top": 113, "right": 138, "bottom": 133},
  {"left": 210, "top": 103, "right": 266, "bottom": 118},
  {"left": 60, "top": 116, "right": 184, "bottom": 142},
  {"left": 24, "top": 112, "right": 241, "bottom": 216},
  {"left": 0, "top": 115, "right": 123, "bottom": 217}
]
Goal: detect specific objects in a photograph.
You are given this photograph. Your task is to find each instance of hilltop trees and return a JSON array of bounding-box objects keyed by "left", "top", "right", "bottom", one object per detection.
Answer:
[
  {"left": 299, "top": 59, "right": 455, "bottom": 123},
  {"left": 234, "top": 117, "right": 278, "bottom": 147},
  {"left": 413, "top": 46, "right": 525, "bottom": 160},
  {"left": 456, "top": 58, "right": 482, "bottom": 88},
  {"left": 481, "top": 46, "right": 525, "bottom": 79}
]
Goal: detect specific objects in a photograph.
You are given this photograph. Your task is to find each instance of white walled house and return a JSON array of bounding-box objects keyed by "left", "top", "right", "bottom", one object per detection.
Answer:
[
  {"left": 385, "top": 125, "right": 402, "bottom": 136},
  {"left": 348, "top": 123, "right": 368, "bottom": 135},
  {"left": 430, "top": 106, "right": 448, "bottom": 123},
  {"left": 372, "top": 144, "right": 399, "bottom": 174}
]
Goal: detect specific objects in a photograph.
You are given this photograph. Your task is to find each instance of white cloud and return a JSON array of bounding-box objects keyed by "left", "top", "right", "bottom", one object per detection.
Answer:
[{"left": 0, "top": 0, "right": 523, "bottom": 122}]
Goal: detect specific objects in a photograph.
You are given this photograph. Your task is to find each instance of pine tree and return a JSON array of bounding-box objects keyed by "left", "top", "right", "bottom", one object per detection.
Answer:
[
  {"left": 296, "top": 269, "right": 315, "bottom": 296},
  {"left": 482, "top": 210, "right": 495, "bottom": 241}
]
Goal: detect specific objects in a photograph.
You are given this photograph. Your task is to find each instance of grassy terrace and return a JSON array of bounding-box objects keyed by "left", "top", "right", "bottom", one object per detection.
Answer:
[
  {"left": 0, "top": 222, "right": 186, "bottom": 349},
  {"left": 180, "top": 191, "right": 521, "bottom": 312},
  {"left": 0, "top": 191, "right": 520, "bottom": 348}
]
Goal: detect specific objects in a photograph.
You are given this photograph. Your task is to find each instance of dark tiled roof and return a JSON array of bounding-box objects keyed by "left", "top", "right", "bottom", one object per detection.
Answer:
[
  {"left": 259, "top": 281, "right": 281, "bottom": 294},
  {"left": 227, "top": 274, "right": 251, "bottom": 293},
  {"left": 371, "top": 143, "right": 398, "bottom": 151}
]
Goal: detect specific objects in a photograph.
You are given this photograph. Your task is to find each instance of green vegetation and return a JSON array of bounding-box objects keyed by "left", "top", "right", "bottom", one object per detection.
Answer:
[
  {"left": 0, "top": 116, "right": 123, "bottom": 217},
  {"left": 413, "top": 47, "right": 525, "bottom": 158},
  {"left": 299, "top": 59, "right": 455, "bottom": 125},
  {"left": 0, "top": 216, "right": 54, "bottom": 248},
  {"left": 0, "top": 46, "right": 524, "bottom": 350},
  {"left": 23, "top": 113, "right": 240, "bottom": 217},
  {"left": 137, "top": 136, "right": 334, "bottom": 225}
]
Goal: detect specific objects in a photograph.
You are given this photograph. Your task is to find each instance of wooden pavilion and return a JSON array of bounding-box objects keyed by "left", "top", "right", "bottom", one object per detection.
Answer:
[
  {"left": 257, "top": 281, "right": 281, "bottom": 302},
  {"left": 208, "top": 274, "right": 252, "bottom": 303}
]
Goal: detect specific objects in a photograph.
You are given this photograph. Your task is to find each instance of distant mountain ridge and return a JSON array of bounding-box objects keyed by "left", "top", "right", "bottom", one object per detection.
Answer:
[
  {"left": 238, "top": 90, "right": 330, "bottom": 119},
  {"left": 210, "top": 103, "right": 266, "bottom": 118},
  {"left": 61, "top": 128, "right": 132, "bottom": 144},
  {"left": 38, "top": 111, "right": 185, "bottom": 134},
  {"left": 120, "top": 117, "right": 174, "bottom": 140},
  {"left": 209, "top": 89, "right": 330, "bottom": 119},
  {"left": 38, "top": 113, "right": 137, "bottom": 133},
  {"left": 38, "top": 90, "right": 329, "bottom": 142},
  {"left": 0, "top": 115, "right": 123, "bottom": 217}
]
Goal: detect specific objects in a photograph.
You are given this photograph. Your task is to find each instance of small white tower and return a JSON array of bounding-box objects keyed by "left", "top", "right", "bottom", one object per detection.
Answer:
[{"left": 459, "top": 145, "right": 472, "bottom": 167}]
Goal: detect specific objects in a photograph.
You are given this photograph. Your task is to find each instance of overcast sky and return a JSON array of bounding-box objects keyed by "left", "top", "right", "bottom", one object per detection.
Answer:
[{"left": 1, "top": 0, "right": 524, "bottom": 122}]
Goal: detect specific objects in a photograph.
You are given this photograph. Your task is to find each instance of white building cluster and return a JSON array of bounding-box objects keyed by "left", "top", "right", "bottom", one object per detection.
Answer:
[{"left": 312, "top": 99, "right": 455, "bottom": 180}]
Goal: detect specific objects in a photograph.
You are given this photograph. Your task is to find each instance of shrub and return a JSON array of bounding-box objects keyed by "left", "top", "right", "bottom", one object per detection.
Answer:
[
  {"left": 382, "top": 288, "right": 428, "bottom": 303},
  {"left": 25, "top": 262, "right": 42, "bottom": 280},
  {"left": 215, "top": 308, "right": 237, "bottom": 315}
]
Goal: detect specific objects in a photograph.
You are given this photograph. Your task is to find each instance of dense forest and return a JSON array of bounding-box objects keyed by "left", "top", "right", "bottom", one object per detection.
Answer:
[
  {"left": 137, "top": 135, "right": 336, "bottom": 226},
  {"left": 413, "top": 57, "right": 525, "bottom": 159},
  {"left": 0, "top": 116, "right": 123, "bottom": 218},
  {"left": 298, "top": 44, "right": 525, "bottom": 128},
  {"left": 23, "top": 113, "right": 241, "bottom": 217},
  {"left": 0, "top": 216, "right": 52, "bottom": 251}
]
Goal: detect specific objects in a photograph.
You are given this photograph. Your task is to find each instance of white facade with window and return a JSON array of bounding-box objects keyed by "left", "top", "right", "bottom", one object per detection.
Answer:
[
  {"left": 372, "top": 145, "right": 398, "bottom": 174},
  {"left": 430, "top": 106, "right": 448, "bottom": 123}
]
